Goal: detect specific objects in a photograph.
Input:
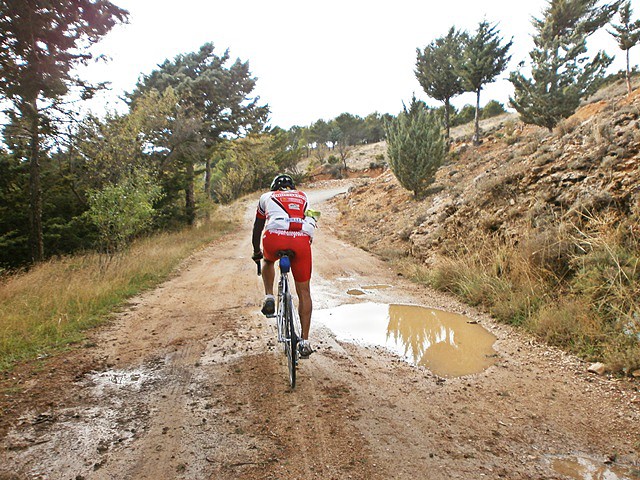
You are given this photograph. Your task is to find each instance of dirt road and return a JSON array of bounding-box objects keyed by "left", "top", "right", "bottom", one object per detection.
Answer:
[{"left": 2, "top": 182, "right": 640, "bottom": 479}]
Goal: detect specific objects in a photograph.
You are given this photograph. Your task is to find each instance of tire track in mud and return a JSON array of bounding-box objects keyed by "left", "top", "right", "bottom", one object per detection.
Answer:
[
  {"left": 203, "top": 329, "right": 380, "bottom": 480},
  {"left": 95, "top": 307, "right": 264, "bottom": 480},
  {"left": 117, "top": 339, "right": 206, "bottom": 479},
  {"left": 290, "top": 366, "right": 336, "bottom": 478}
]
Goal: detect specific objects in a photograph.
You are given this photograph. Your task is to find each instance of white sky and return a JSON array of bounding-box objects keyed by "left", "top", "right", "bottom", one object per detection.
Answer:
[{"left": 82, "top": 0, "right": 631, "bottom": 129}]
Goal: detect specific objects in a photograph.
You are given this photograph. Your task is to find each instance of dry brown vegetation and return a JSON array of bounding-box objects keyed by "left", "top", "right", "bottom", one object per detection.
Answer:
[{"left": 0, "top": 212, "right": 235, "bottom": 371}]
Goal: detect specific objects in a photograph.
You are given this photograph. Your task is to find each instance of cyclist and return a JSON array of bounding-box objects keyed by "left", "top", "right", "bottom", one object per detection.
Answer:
[{"left": 252, "top": 174, "right": 318, "bottom": 358}]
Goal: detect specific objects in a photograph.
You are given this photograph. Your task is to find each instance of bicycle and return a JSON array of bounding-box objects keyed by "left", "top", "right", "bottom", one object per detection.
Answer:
[{"left": 257, "top": 251, "right": 302, "bottom": 388}]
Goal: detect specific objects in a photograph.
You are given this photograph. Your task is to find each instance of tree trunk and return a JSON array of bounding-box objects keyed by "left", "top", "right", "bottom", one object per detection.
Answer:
[
  {"left": 338, "top": 143, "right": 350, "bottom": 171},
  {"left": 27, "top": 100, "right": 44, "bottom": 263},
  {"left": 444, "top": 98, "right": 451, "bottom": 147},
  {"left": 473, "top": 89, "right": 482, "bottom": 146},
  {"left": 185, "top": 161, "right": 196, "bottom": 225},
  {"left": 626, "top": 49, "right": 632, "bottom": 96},
  {"left": 204, "top": 157, "right": 211, "bottom": 199}
]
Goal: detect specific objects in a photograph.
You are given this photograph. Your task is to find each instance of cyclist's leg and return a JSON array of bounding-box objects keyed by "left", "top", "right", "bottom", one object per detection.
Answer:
[
  {"left": 262, "top": 232, "right": 281, "bottom": 296},
  {"left": 260, "top": 232, "right": 281, "bottom": 315},
  {"left": 289, "top": 235, "right": 312, "bottom": 341},
  {"left": 261, "top": 259, "right": 275, "bottom": 296},
  {"left": 294, "top": 280, "right": 312, "bottom": 340}
]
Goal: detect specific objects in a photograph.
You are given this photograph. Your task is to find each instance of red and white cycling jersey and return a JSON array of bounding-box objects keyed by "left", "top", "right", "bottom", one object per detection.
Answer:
[{"left": 256, "top": 190, "right": 317, "bottom": 238}]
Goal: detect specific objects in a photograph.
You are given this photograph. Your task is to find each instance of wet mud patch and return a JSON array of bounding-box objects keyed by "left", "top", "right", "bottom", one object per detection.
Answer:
[
  {"left": 347, "top": 288, "right": 367, "bottom": 296},
  {"left": 547, "top": 454, "right": 640, "bottom": 479},
  {"left": 86, "top": 365, "right": 161, "bottom": 394},
  {"left": 1, "top": 344, "right": 252, "bottom": 480},
  {"left": 1, "top": 363, "right": 161, "bottom": 478},
  {"left": 199, "top": 312, "right": 273, "bottom": 365}
]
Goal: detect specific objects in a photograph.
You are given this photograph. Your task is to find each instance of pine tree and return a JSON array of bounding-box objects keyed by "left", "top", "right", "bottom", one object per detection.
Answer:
[
  {"left": 0, "top": 0, "right": 128, "bottom": 262},
  {"left": 415, "top": 28, "right": 467, "bottom": 144},
  {"left": 458, "top": 21, "right": 512, "bottom": 145},
  {"left": 130, "top": 43, "right": 269, "bottom": 223},
  {"left": 609, "top": 0, "right": 640, "bottom": 95},
  {"left": 385, "top": 97, "right": 445, "bottom": 198},
  {"left": 509, "top": 0, "right": 619, "bottom": 131}
]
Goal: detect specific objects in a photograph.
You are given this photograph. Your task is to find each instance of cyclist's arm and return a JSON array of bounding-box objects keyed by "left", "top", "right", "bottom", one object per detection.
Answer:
[{"left": 252, "top": 216, "right": 266, "bottom": 254}]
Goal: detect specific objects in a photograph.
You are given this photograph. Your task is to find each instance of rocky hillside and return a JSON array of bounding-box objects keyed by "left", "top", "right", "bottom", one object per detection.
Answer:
[{"left": 337, "top": 81, "right": 640, "bottom": 266}]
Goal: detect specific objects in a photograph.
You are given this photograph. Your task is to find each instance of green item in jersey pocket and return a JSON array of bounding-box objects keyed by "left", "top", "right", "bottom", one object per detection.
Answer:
[{"left": 305, "top": 209, "right": 321, "bottom": 220}]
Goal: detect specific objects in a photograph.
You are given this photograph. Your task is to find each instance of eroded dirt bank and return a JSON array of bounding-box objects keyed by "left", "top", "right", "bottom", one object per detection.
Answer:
[{"left": 1, "top": 182, "right": 639, "bottom": 480}]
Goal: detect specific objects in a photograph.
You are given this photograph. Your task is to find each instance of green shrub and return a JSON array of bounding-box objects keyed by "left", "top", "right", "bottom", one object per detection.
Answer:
[
  {"left": 385, "top": 97, "right": 446, "bottom": 198},
  {"left": 452, "top": 104, "right": 476, "bottom": 126},
  {"left": 482, "top": 100, "right": 506, "bottom": 118},
  {"left": 85, "top": 169, "right": 163, "bottom": 254}
]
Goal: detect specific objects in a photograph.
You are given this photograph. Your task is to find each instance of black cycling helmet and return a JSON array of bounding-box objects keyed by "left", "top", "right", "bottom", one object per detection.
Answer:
[{"left": 270, "top": 173, "right": 295, "bottom": 191}]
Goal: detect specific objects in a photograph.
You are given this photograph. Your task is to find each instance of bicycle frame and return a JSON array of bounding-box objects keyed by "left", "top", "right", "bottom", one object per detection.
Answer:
[
  {"left": 255, "top": 253, "right": 301, "bottom": 388},
  {"left": 275, "top": 255, "right": 301, "bottom": 388}
]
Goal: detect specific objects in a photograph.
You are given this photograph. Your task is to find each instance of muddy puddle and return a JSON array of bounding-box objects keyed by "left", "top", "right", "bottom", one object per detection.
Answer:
[
  {"left": 315, "top": 302, "right": 497, "bottom": 377},
  {"left": 347, "top": 285, "right": 392, "bottom": 296},
  {"left": 347, "top": 288, "right": 367, "bottom": 296},
  {"left": 548, "top": 454, "right": 640, "bottom": 479}
]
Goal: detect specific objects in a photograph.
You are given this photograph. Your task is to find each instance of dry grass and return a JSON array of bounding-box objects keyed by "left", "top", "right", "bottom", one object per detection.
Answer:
[
  {"left": 0, "top": 214, "right": 235, "bottom": 371},
  {"left": 450, "top": 112, "right": 518, "bottom": 142},
  {"left": 423, "top": 239, "right": 547, "bottom": 325},
  {"left": 590, "top": 119, "right": 613, "bottom": 146},
  {"left": 525, "top": 299, "right": 600, "bottom": 351},
  {"left": 420, "top": 215, "right": 640, "bottom": 373},
  {"left": 555, "top": 116, "right": 582, "bottom": 137}
]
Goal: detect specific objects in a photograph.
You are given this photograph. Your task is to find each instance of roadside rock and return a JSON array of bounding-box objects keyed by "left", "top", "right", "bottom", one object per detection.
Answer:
[{"left": 588, "top": 362, "right": 608, "bottom": 375}]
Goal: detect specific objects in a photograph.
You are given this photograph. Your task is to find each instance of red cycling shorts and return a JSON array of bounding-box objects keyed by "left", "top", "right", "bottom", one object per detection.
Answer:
[{"left": 262, "top": 230, "right": 312, "bottom": 282}]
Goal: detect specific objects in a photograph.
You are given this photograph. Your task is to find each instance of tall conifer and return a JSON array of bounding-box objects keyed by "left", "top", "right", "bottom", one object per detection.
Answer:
[
  {"left": 130, "top": 43, "right": 268, "bottom": 223},
  {"left": 415, "top": 28, "right": 467, "bottom": 144},
  {"left": 458, "top": 21, "right": 512, "bottom": 145},
  {"left": 509, "top": 0, "right": 619, "bottom": 131},
  {"left": 609, "top": 0, "right": 640, "bottom": 95},
  {"left": 0, "top": 0, "right": 128, "bottom": 262}
]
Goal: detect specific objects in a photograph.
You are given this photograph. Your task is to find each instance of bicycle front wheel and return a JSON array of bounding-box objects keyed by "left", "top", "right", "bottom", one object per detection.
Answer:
[{"left": 283, "top": 292, "right": 298, "bottom": 388}]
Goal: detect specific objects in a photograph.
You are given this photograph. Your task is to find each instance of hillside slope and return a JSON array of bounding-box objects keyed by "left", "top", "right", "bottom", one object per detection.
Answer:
[
  {"left": 340, "top": 86, "right": 639, "bottom": 261},
  {"left": 335, "top": 80, "right": 640, "bottom": 370}
]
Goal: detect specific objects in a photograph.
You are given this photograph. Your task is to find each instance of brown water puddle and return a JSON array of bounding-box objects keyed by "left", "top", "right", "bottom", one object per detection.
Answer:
[
  {"left": 347, "top": 289, "right": 367, "bottom": 296},
  {"left": 315, "top": 303, "right": 497, "bottom": 377},
  {"left": 347, "top": 285, "right": 392, "bottom": 296},
  {"left": 549, "top": 455, "right": 640, "bottom": 479}
]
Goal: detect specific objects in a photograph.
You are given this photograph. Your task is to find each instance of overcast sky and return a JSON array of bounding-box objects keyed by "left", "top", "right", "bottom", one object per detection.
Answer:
[{"left": 82, "top": 0, "right": 629, "bottom": 129}]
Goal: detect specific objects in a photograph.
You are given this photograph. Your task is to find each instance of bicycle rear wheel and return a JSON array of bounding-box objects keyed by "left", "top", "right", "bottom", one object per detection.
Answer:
[{"left": 283, "top": 292, "right": 298, "bottom": 388}]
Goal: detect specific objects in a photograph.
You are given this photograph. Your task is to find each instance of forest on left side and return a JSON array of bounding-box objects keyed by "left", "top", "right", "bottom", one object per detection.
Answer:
[
  {"left": 0, "top": 2, "right": 274, "bottom": 270},
  {"left": 1, "top": 1, "right": 379, "bottom": 272}
]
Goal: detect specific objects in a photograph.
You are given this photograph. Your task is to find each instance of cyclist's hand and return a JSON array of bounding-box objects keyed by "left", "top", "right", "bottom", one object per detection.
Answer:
[{"left": 252, "top": 251, "right": 263, "bottom": 263}]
